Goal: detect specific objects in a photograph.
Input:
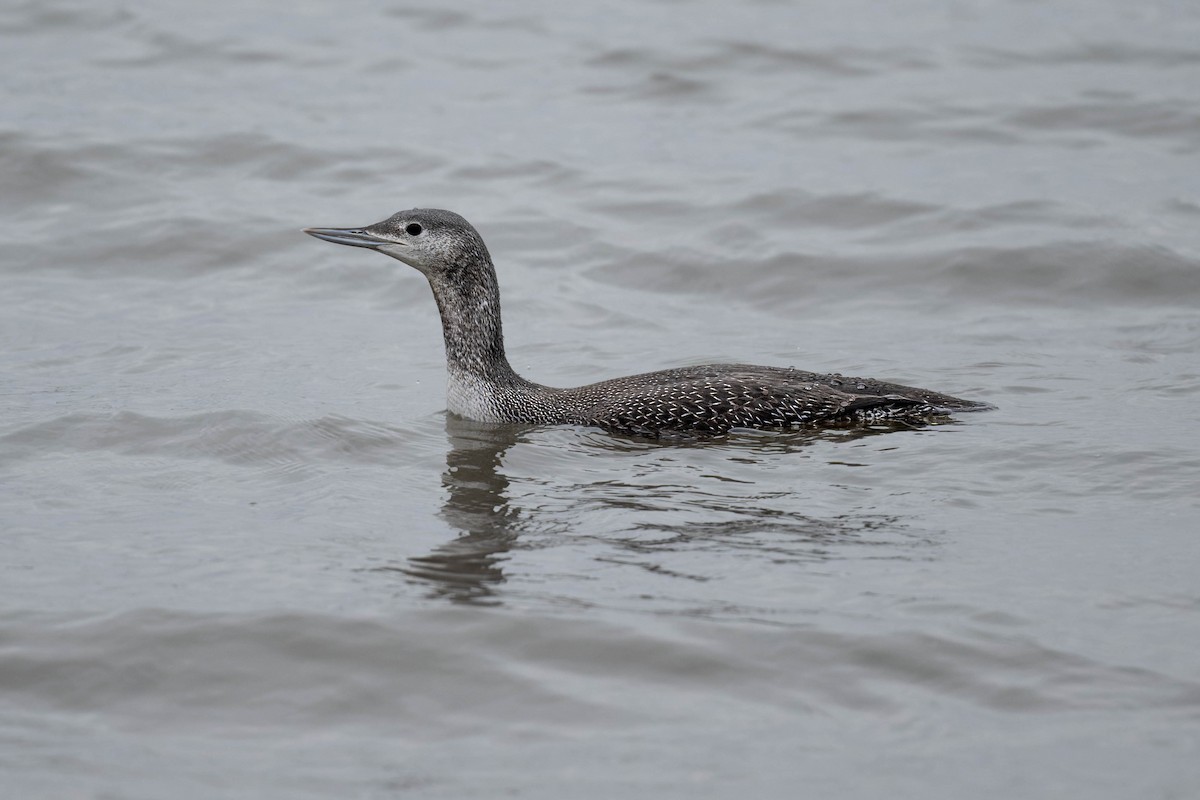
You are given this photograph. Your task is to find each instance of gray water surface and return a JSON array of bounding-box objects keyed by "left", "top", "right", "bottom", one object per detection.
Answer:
[{"left": 3, "top": 1, "right": 1200, "bottom": 798}]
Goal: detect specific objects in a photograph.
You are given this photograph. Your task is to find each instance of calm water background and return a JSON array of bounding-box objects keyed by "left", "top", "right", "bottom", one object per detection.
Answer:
[{"left": 3, "top": 0, "right": 1200, "bottom": 797}]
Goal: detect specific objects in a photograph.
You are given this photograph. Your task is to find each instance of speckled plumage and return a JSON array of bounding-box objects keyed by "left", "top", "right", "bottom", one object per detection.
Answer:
[{"left": 305, "top": 208, "right": 991, "bottom": 437}]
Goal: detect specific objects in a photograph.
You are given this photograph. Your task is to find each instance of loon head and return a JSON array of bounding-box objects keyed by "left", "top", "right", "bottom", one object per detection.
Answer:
[{"left": 304, "top": 208, "right": 492, "bottom": 279}]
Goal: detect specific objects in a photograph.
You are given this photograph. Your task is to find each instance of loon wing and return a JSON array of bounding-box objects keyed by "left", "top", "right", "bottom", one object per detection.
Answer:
[{"left": 568, "top": 364, "right": 984, "bottom": 435}]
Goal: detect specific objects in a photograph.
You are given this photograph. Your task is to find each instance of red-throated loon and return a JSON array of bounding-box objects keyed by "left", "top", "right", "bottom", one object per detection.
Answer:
[{"left": 304, "top": 208, "right": 991, "bottom": 437}]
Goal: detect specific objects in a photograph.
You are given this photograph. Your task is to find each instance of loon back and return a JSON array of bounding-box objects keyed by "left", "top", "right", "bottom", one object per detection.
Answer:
[
  {"left": 560, "top": 364, "right": 989, "bottom": 436},
  {"left": 304, "top": 208, "right": 992, "bottom": 436}
]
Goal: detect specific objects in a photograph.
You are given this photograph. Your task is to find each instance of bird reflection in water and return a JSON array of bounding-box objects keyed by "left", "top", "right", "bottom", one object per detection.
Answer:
[
  {"left": 397, "top": 417, "right": 538, "bottom": 605},
  {"left": 387, "top": 417, "right": 937, "bottom": 606}
]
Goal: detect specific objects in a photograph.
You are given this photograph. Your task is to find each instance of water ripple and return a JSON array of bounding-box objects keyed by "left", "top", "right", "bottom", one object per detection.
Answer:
[
  {"left": 3, "top": 609, "right": 1197, "bottom": 731},
  {"left": 0, "top": 411, "right": 419, "bottom": 476}
]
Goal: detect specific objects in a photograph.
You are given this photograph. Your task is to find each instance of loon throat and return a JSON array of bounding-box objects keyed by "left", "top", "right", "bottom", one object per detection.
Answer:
[{"left": 304, "top": 208, "right": 992, "bottom": 437}]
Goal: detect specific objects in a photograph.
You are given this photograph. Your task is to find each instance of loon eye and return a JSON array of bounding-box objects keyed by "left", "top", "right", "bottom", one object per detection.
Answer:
[{"left": 405, "top": 222, "right": 423, "bottom": 236}]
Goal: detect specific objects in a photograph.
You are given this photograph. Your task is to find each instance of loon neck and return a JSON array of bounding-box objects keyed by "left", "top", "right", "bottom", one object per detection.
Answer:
[{"left": 427, "top": 257, "right": 521, "bottom": 386}]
